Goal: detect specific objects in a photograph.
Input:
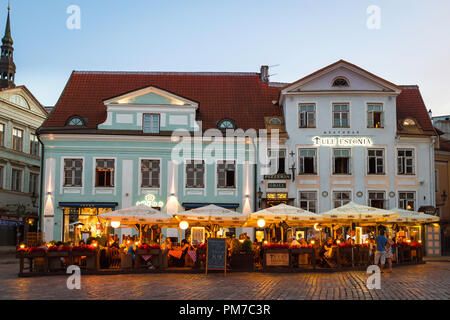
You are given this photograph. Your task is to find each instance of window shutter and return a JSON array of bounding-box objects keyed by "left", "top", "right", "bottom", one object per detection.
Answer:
[{"left": 368, "top": 112, "right": 373, "bottom": 127}]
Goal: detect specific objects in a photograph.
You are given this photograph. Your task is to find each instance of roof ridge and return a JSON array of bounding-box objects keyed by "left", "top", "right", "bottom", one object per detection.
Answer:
[
  {"left": 73, "top": 71, "right": 260, "bottom": 76},
  {"left": 399, "top": 85, "right": 419, "bottom": 89}
]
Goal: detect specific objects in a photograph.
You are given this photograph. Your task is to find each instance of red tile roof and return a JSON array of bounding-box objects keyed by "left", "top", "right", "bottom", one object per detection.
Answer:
[
  {"left": 42, "top": 71, "right": 436, "bottom": 137},
  {"left": 42, "top": 71, "right": 281, "bottom": 130},
  {"left": 396, "top": 85, "right": 435, "bottom": 134}
]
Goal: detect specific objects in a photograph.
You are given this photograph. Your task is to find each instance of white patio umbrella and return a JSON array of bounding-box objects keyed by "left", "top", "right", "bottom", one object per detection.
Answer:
[
  {"left": 386, "top": 208, "right": 440, "bottom": 223},
  {"left": 175, "top": 204, "right": 248, "bottom": 225},
  {"left": 321, "top": 201, "right": 398, "bottom": 221},
  {"left": 249, "top": 203, "right": 320, "bottom": 225},
  {"left": 99, "top": 204, "right": 175, "bottom": 225}
]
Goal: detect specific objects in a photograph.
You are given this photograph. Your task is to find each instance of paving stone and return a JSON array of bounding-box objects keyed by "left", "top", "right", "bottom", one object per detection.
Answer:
[{"left": 0, "top": 262, "right": 449, "bottom": 300}]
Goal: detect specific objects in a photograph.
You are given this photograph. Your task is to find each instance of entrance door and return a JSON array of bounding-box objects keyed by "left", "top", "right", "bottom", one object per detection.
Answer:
[{"left": 426, "top": 224, "right": 441, "bottom": 256}]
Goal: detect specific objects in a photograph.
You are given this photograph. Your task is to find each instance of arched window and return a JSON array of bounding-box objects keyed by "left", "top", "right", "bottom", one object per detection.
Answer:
[
  {"left": 217, "top": 119, "right": 236, "bottom": 130},
  {"left": 268, "top": 117, "right": 281, "bottom": 125},
  {"left": 67, "top": 116, "right": 84, "bottom": 126},
  {"left": 402, "top": 118, "right": 416, "bottom": 126},
  {"left": 332, "top": 77, "right": 349, "bottom": 87}
]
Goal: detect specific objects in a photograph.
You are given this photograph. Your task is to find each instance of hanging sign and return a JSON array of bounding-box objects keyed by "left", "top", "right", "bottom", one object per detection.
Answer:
[
  {"left": 312, "top": 136, "right": 373, "bottom": 147},
  {"left": 136, "top": 194, "right": 164, "bottom": 208}
]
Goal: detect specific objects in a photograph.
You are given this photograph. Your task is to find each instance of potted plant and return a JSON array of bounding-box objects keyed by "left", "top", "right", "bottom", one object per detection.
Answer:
[{"left": 230, "top": 240, "right": 254, "bottom": 271}]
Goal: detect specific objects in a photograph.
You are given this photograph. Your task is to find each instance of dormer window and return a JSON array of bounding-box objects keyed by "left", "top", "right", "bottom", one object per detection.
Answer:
[
  {"left": 217, "top": 119, "right": 236, "bottom": 130},
  {"left": 67, "top": 117, "right": 84, "bottom": 126},
  {"left": 332, "top": 77, "right": 349, "bottom": 87},
  {"left": 268, "top": 118, "right": 281, "bottom": 125},
  {"left": 402, "top": 118, "right": 416, "bottom": 126}
]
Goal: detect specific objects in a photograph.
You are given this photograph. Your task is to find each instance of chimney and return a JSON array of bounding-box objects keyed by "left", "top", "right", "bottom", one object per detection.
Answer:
[
  {"left": 260, "top": 65, "right": 269, "bottom": 82},
  {"left": 428, "top": 109, "right": 433, "bottom": 121}
]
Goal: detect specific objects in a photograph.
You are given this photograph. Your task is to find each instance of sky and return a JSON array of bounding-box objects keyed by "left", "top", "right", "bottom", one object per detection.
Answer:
[{"left": 6, "top": 0, "right": 450, "bottom": 116}]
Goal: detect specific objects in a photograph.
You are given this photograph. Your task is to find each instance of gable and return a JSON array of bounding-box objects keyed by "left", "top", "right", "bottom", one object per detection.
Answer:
[
  {"left": 0, "top": 85, "right": 47, "bottom": 118},
  {"left": 282, "top": 60, "right": 402, "bottom": 95},
  {"left": 104, "top": 86, "right": 198, "bottom": 108}
]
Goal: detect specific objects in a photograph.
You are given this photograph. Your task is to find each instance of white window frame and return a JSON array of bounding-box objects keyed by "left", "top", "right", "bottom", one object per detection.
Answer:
[
  {"left": 367, "top": 148, "right": 385, "bottom": 175},
  {"left": 332, "top": 103, "right": 350, "bottom": 128},
  {"left": 332, "top": 148, "right": 352, "bottom": 175},
  {"left": 12, "top": 127, "right": 23, "bottom": 152},
  {"left": 29, "top": 172, "right": 39, "bottom": 194},
  {"left": 398, "top": 191, "right": 416, "bottom": 211},
  {"left": 268, "top": 148, "right": 287, "bottom": 175},
  {"left": 298, "top": 190, "right": 318, "bottom": 213},
  {"left": 396, "top": 148, "right": 416, "bottom": 175},
  {"left": 332, "top": 190, "right": 352, "bottom": 208},
  {"left": 11, "top": 167, "right": 24, "bottom": 192},
  {"left": 298, "top": 104, "right": 316, "bottom": 128},
  {"left": 0, "top": 122, "right": 5, "bottom": 147},
  {"left": 29, "top": 132, "right": 39, "bottom": 156},
  {"left": 367, "top": 190, "right": 387, "bottom": 209},
  {"left": 367, "top": 103, "right": 385, "bottom": 128},
  {"left": 216, "top": 159, "right": 237, "bottom": 189},
  {"left": 139, "top": 158, "right": 162, "bottom": 191},
  {"left": 92, "top": 157, "right": 117, "bottom": 193},
  {"left": 298, "top": 148, "right": 317, "bottom": 175},
  {"left": 143, "top": 113, "right": 160, "bottom": 134},
  {"left": 62, "top": 157, "right": 84, "bottom": 188},
  {"left": 184, "top": 159, "right": 206, "bottom": 190}
]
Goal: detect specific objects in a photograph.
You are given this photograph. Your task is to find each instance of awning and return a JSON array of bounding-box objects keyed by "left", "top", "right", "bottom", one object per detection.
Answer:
[
  {"left": 182, "top": 203, "right": 239, "bottom": 209},
  {"left": 59, "top": 202, "right": 118, "bottom": 208}
]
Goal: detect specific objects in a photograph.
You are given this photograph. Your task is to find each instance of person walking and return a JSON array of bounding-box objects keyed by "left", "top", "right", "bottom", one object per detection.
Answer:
[{"left": 375, "top": 229, "right": 388, "bottom": 272}]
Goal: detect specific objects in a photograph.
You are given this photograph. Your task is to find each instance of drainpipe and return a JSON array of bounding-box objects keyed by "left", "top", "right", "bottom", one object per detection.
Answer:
[{"left": 36, "top": 132, "right": 45, "bottom": 234}]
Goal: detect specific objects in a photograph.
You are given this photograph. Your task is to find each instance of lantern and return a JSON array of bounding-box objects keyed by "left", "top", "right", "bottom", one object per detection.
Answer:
[
  {"left": 179, "top": 221, "right": 189, "bottom": 230},
  {"left": 111, "top": 221, "right": 121, "bottom": 228},
  {"left": 257, "top": 219, "right": 266, "bottom": 228}
]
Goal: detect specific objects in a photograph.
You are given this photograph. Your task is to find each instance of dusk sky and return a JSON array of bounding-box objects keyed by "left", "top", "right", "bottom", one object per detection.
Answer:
[{"left": 7, "top": 0, "right": 450, "bottom": 116}]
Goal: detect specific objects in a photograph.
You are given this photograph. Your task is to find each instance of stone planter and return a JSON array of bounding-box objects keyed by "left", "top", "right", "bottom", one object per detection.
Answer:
[{"left": 230, "top": 252, "right": 254, "bottom": 271}]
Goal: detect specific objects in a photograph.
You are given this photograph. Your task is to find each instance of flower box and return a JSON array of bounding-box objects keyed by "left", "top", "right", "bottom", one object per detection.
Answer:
[
  {"left": 136, "top": 248, "right": 161, "bottom": 255},
  {"left": 264, "top": 247, "right": 290, "bottom": 267},
  {"left": 337, "top": 246, "right": 354, "bottom": 267},
  {"left": 47, "top": 251, "right": 69, "bottom": 258},
  {"left": 290, "top": 247, "right": 314, "bottom": 255}
]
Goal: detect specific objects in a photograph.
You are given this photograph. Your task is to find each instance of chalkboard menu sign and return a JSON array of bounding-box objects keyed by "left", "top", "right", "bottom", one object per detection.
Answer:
[{"left": 206, "top": 238, "right": 227, "bottom": 275}]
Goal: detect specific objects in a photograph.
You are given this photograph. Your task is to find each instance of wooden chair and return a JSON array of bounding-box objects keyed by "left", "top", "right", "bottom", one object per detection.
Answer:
[{"left": 108, "top": 248, "right": 121, "bottom": 269}]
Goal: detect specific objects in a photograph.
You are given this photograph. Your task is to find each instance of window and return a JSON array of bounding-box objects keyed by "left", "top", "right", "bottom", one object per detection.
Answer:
[
  {"left": 268, "top": 118, "right": 281, "bottom": 125},
  {"left": 95, "top": 159, "right": 115, "bottom": 187},
  {"left": 333, "top": 191, "right": 351, "bottom": 208},
  {"left": 217, "top": 119, "right": 236, "bottom": 130},
  {"left": 11, "top": 169, "right": 22, "bottom": 192},
  {"left": 368, "top": 149, "right": 384, "bottom": 175},
  {"left": 269, "top": 149, "right": 286, "bottom": 174},
  {"left": 68, "top": 117, "right": 84, "bottom": 126},
  {"left": 143, "top": 114, "right": 160, "bottom": 133},
  {"left": 332, "top": 104, "right": 349, "bottom": 127},
  {"left": 368, "top": 191, "right": 386, "bottom": 209},
  {"left": 298, "top": 149, "right": 317, "bottom": 175},
  {"left": 332, "top": 77, "right": 349, "bottom": 87},
  {"left": 367, "top": 104, "right": 384, "bottom": 128},
  {"left": 402, "top": 118, "right": 416, "bottom": 126},
  {"left": 30, "top": 133, "right": 39, "bottom": 156},
  {"left": 64, "top": 159, "right": 83, "bottom": 187},
  {"left": 0, "top": 166, "right": 3, "bottom": 189},
  {"left": 12, "top": 128, "right": 23, "bottom": 152},
  {"left": 141, "top": 159, "right": 160, "bottom": 188},
  {"left": 299, "top": 191, "right": 317, "bottom": 213},
  {"left": 217, "top": 160, "right": 236, "bottom": 188},
  {"left": 399, "top": 192, "right": 415, "bottom": 210},
  {"left": 29, "top": 173, "right": 39, "bottom": 194},
  {"left": 333, "top": 149, "right": 351, "bottom": 174},
  {"left": 397, "top": 148, "right": 415, "bottom": 175},
  {"left": 186, "top": 160, "right": 205, "bottom": 188},
  {"left": 0, "top": 123, "right": 4, "bottom": 146},
  {"left": 299, "top": 104, "right": 315, "bottom": 128}
]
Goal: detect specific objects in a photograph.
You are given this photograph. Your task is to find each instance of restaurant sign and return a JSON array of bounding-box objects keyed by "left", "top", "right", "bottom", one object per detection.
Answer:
[
  {"left": 268, "top": 182, "right": 286, "bottom": 189},
  {"left": 136, "top": 194, "right": 164, "bottom": 208},
  {"left": 312, "top": 136, "right": 373, "bottom": 147},
  {"left": 265, "top": 252, "right": 290, "bottom": 266},
  {"left": 263, "top": 173, "right": 291, "bottom": 180}
]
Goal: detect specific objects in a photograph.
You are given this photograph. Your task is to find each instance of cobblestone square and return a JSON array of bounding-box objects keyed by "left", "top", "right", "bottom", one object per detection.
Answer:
[{"left": 0, "top": 261, "right": 449, "bottom": 300}]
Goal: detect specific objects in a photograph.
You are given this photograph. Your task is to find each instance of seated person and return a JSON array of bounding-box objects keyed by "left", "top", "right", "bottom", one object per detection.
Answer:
[
  {"left": 320, "top": 237, "right": 336, "bottom": 267},
  {"left": 289, "top": 236, "right": 300, "bottom": 248},
  {"left": 299, "top": 238, "right": 308, "bottom": 246}
]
